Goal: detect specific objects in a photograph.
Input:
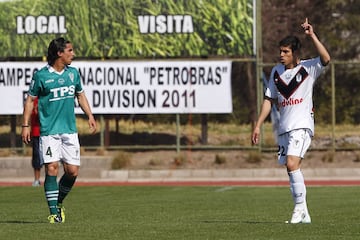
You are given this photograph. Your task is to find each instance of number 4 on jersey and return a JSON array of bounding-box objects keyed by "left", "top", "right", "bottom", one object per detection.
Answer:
[{"left": 46, "top": 147, "right": 52, "bottom": 158}]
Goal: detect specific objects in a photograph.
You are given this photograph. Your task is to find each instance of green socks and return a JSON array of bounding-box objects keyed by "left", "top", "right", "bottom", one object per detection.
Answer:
[
  {"left": 44, "top": 175, "right": 59, "bottom": 215},
  {"left": 58, "top": 174, "right": 77, "bottom": 204},
  {"left": 44, "top": 174, "right": 77, "bottom": 215}
]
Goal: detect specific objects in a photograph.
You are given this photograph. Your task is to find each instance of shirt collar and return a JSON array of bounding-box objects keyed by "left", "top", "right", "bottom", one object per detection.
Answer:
[{"left": 47, "top": 64, "right": 68, "bottom": 74}]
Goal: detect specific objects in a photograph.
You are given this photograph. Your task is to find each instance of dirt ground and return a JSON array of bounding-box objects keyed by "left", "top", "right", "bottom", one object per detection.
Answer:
[
  {"left": 4, "top": 127, "right": 359, "bottom": 170},
  {"left": 105, "top": 149, "right": 360, "bottom": 170},
  {"left": 81, "top": 129, "right": 360, "bottom": 170}
]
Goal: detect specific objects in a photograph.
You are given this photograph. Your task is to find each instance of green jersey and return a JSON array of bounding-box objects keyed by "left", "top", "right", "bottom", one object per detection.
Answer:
[{"left": 28, "top": 65, "right": 83, "bottom": 136}]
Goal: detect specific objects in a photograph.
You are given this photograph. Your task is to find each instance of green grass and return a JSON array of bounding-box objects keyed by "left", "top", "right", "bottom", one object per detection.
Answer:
[{"left": 1, "top": 186, "right": 360, "bottom": 240}]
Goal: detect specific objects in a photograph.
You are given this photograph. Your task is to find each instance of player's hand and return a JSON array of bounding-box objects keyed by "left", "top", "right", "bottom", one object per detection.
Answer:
[
  {"left": 301, "top": 18, "right": 314, "bottom": 36},
  {"left": 88, "top": 116, "right": 97, "bottom": 134},
  {"left": 21, "top": 127, "right": 31, "bottom": 144},
  {"left": 251, "top": 127, "right": 260, "bottom": 145}
]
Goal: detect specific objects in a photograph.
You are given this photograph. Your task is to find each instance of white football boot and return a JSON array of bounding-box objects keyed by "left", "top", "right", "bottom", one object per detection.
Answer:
[{"left": 290, "top": 206, "right": 311, "bottom": 224}]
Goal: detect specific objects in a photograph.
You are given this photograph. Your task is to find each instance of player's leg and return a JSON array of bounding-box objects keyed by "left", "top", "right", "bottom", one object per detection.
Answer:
[
  {"left": 287, "top": 157, "right": 310, "bottom": 223},
  {"left": 32, "top": 136, "right": 42, "bottom": 186},
  {"left": 44, "top": 163, "right": 60, "bottom": 214},
  {"left": 286, "top": 129, "right": 312, "bottom": 224},
  {"left": 58, "top": 163, "right": 79, "bottom": 204},
  {"left": 57, "top": 133, "right": 81, "bottom": 222},
  {"left": 40, "top": 135, "right": 62, "bottom": 223},
  {"left": 32, "top": 168, "right": 41, "bottom": 186}
]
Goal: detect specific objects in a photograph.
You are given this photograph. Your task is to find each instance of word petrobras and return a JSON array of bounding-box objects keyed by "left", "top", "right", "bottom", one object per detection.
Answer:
[
  {"left": 17, "top": 15, "right": 67, "bottom": 34},
  {"left": 138, "top": 15, "right": 193, "bottom": 34},
  {"left": 147, "top": 66, "right": 224, "bottom": 86}
]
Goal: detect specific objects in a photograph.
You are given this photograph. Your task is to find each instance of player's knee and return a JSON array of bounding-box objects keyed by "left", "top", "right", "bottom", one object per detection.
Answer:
[
  {"left": 45, "top": 163, "right": 59, "bottom": 175},
  {"left": 64, "top": 165, "right": 79, "bottom": 178},
  {"left": 286, "top": 156, "right": 301, "bottom": 171},
  {"left": 66, "top": 171, "right": 78, "bottom": 178}
]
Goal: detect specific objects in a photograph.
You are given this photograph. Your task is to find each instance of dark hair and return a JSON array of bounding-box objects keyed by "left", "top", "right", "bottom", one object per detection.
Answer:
[
  {"left": 47, "top": 37, "right": 71, "bottom": 65},
  {"left": 279, "top": 35, "right": 301, "bottom": 53}
]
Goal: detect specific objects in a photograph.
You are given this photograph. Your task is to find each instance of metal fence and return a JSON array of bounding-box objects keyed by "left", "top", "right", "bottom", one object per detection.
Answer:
[{"left": 1, "top": 60, "right": 359, "bottom": 153}]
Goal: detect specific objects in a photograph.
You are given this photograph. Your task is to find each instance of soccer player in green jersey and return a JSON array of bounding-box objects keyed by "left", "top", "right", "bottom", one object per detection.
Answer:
[{"left": 21, "top": 37, "right": 97, "bottom": 224}]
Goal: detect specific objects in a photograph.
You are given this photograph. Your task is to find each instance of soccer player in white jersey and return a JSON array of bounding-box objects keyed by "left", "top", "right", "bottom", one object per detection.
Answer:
[
  {"left": 251, "top": 18, "right": 330, "bottom": 224},
  {"left": 21, "top": 37, "right": 97, "bottom": 223}
]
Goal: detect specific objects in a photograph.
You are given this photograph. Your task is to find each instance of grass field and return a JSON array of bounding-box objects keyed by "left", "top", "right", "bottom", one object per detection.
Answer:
[{"left": 1, "top": 186, "right": 360, "bottom": 240}]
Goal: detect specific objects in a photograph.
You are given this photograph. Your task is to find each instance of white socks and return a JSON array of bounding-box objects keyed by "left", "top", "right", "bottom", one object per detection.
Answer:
[
  {"left": 289, "top": 169, "right": 311, "bottom": 222},
  {"left": 289, "top": 169, "right": 306, "bottom": 205}
]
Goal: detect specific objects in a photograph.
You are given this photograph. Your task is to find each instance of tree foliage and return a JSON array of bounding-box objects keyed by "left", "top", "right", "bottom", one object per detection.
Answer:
[{"left": 260, "top": 0, "right": 360, "bottom": 125}]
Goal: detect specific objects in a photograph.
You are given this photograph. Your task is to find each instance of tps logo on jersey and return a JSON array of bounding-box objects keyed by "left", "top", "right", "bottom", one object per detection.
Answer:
[{"left": 49, "top": 85, "right": 75, "bottom": 101}]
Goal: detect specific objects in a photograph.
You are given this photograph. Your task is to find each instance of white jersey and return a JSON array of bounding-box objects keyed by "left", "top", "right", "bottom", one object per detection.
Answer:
[{"left": 265, "top": 57, "right": 325, "bottom": 136}]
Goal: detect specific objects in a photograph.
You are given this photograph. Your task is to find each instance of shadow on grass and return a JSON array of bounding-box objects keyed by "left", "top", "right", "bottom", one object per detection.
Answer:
[
  {"left": 0, "top": 220, "right": 44, "bottom": 224},
  {"left": 200, "top": 220, "right": 284, "bottom": 224}
]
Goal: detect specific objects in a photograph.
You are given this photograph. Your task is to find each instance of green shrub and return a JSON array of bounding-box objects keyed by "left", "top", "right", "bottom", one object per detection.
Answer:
[
  {"left": 246, "top": 151, "right": 262, "bottom": 164},
  {"left": 111, "top": 151, "right": 132, "bottom": 169},
  {"left": 149, "top": 158, "right": 162, "bottom": 166},
  {"left": 321, "top": 151, "right": 335, "bottom": 163},
  {"left": 174, "top": 154, "right": 186, "bottom": 166},
  {"left": 214, "top": 154, "right": 226, "bottom": 164}
]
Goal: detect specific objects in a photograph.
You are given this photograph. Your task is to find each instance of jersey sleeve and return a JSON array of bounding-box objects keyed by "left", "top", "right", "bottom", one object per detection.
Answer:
[
  {"left": 265, "top": 66, "right": 278, "bottom": 99},
  {"left": 28, "top": 72, "right": 41, "bottom": 97},
  {"left": 302, "top": 57, "right": 324, "bottom": 80}
]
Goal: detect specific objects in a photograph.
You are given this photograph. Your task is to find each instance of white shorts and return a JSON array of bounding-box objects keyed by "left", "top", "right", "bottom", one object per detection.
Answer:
[
  {"left": 40, "top": 133, "right": 81, "bottom": 166},
  {"left": 277, "top": 129, "right": 312, "bottom": 165}
]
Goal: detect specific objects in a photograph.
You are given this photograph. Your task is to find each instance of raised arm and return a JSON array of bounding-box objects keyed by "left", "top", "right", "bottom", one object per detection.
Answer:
[{"left": 301, "top": 18, "right": 331, "bottom": 66}]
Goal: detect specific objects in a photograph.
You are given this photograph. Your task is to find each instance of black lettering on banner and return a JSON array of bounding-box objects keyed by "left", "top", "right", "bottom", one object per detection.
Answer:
[
  {"left": 108, "top": 67, "right": 115, "bottom": 85},
  {"left": 215, "top": 67, "right": 222, "bottom": 84},
  {"left": 122, "top": 90, "right": 130, "bottom": 107},
  {"left": 0, "top": 67, "right": 38, "bottom": 86},
  {"left": 93, "top": 90, "right": 100, "bottom": 107},
  {"left": 158, "top": 67, "right": 164, "bottom": 85},
  {"left": 25, "top": 68, "right": 37, "bottom": 85},
  {"left": 173, "top": 67, "right": 180, "bottom": 84},
  {"left": 189, "top": 90, "right": 195, "bottom": 106},
  {"left": 147, "top": 66, "right": 226, "bottom": 86},
  {"left": 81, "top": 67, "right": 139, "bottom": 86},
  {"left": 207, "top": 67, "right": 214, "bottom": 84},
  {"left": 92, "top": 89, "right": 156, "bottom": 108},
  {"left": 0, "top": 69, "right": 4, "bottom": 85},
  {"left": 181, "top": 68, "right": 188, "bottom": 84},
  {"left": 162, "top": 89, "right": 196, "bottom": 108},
  {"left": 149, "top": 67, "right": 156, "bottom": 85},
  {"left": 198, "top": 67, "right": 205, "bottom": 84},
  {"left": 95, "top": 67, "right": 102, "bottom": 85}
]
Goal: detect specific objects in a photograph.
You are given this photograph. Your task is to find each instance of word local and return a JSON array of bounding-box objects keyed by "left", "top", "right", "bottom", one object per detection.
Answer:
[{"left": 17, "top": 15, "right": 67, "bottom": 34}]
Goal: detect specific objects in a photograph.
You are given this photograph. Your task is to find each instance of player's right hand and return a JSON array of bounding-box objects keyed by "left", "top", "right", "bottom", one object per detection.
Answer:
[
  {"left": 21, "top": 128, "right": 31, "bottom": 144},
  {"left": 251, "top": 127, "right": 260, "bottom": 145}
]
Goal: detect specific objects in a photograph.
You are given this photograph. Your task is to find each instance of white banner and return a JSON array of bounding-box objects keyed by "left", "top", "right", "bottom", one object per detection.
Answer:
[{"left": 0, "top": 60, "right": 232, "bottom": 114}]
